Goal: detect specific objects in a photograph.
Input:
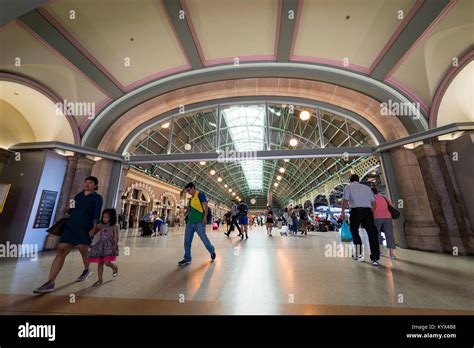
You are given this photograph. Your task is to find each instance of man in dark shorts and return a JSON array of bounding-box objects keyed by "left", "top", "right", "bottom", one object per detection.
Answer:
[{"left": 34, "top": 176, "right": 103, "bottom": 293}]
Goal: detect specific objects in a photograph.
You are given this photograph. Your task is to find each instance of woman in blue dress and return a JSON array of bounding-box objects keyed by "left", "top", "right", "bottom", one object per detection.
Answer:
[{"left": 34, "top": 176, "right": 103, "bottom": 293}]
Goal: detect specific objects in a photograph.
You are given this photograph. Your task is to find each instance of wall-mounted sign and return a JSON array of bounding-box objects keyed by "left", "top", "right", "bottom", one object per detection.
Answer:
[
  {"left": 0, "top": 183, "right": 11, "bottom": 214},
  {"left": 33, "top": 190, "right": 58, "bottom": 229}
]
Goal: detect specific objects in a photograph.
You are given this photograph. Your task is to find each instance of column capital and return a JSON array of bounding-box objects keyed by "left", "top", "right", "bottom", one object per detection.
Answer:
[{"left": 412, "top": 143, "right": 436, "bottom": 160}]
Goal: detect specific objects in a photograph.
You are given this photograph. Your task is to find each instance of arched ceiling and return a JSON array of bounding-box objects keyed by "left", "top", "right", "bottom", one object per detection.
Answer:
[
  {"left": 1, "top": 0, "right": 472, "bottom": 145},
  {"left": 127, "top": 101, "right": 376, "bottom": 208},
  {"left": 0, "top": 80, "right": 75, "bottom": 148}
]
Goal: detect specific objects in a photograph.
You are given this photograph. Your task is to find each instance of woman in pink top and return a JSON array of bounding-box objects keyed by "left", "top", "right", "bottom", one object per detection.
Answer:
[{"left": 371, "top": 187, "right": 396, "bottom": 259}]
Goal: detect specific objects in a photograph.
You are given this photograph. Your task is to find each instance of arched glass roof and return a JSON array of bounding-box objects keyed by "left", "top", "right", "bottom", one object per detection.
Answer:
[{"left": 127, "top": 101, "right": 376, "bottom": 209}]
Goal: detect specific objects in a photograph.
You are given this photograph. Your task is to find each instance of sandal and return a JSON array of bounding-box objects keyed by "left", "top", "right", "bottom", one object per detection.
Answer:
[
  {"left": 112, "top": 265, "right": 118, "bottom": 277},
  {"left": 92, "top": 280, "right": 103, "bottom": 287}
]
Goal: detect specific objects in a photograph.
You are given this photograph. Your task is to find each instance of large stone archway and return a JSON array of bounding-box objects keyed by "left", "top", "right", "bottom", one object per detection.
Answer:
[{"left": 91, "top": 78, "right": 441, "bottom": 252}]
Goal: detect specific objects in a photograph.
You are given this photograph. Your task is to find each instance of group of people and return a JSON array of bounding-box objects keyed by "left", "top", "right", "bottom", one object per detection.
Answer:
[
  {"left": 140, "top": 211, "right": 171, "bottom": 236},
  {"left": 34, "top": 176, "right": 119, "bottom": 293},
  {"left": 33, "top": 174, "right": 397, "bottom": 294},
  {"left": 223, "top": 199, "right": 250, "bottom": 239}
]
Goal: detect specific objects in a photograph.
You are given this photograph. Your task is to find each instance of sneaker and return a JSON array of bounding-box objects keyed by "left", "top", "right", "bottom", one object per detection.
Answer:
[
  {"left": 224, "top": 232, "right": 230, "bottom": 237},
  {"left": 240, "top": 234, "right": 244, "bottom": 240},
  {"left": 112, "top": 265, "right": 118, "bottom": 277},
  {"left": 372, "top": 260, "right": 380, "bottom": 266},
  {"left": 33, "top": 281, "right": 55, "bottom": 294},
  {"left": 151, "top": 232, "right": 156, "bottom": 237},
  {"left": 178, "top": 259, "right": 191, "bottom": 266},
  {"left": 76, "top": 269, "right": 92, "bottom": 282},
  {"left": 245, "top": 234, "right": 248, "bottom": 239},
  {"left": 390, "top": 255, "right": 397, "bottom": 260},
  {"left": 352, "top": 254, "right": 364, "bottom": 261},
  {"left": 211, "top": 252, "right": 216, "bottom": 262}
]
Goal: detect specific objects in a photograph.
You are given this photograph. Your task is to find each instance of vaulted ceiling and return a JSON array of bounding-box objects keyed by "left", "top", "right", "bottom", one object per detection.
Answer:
[{"left": 0, "top": 0, "right": 472, "bottom": 207}]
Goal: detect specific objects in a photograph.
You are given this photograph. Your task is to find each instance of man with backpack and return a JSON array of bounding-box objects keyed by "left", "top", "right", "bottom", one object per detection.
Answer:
[
  {"left": 178, "top": 182, "right": 216, "bottom": 266},
  {"left": 299, "top": 207, "right": 308, "bottom": 235},
  {"left": 237, "top": 200, "right": 249, "bottom": 239}
]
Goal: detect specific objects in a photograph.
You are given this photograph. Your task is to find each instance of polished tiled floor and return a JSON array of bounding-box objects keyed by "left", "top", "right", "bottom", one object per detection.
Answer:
[{"left": 0, "top": 225, "right": 473, "bottom": 315}]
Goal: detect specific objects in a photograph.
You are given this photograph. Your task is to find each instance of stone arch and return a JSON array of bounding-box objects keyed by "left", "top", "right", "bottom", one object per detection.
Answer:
[{"left": 95, "top": 78, "right": 410, "bottom": 153}]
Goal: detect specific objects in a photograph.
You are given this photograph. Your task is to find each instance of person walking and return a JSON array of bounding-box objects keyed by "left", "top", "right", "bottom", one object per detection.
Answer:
[
  {"left": 371, "top": 187, "right": 397, "bottom": 260},
  {"left": 237, "top": 200, "right": 249, "bottom": 239},
  {"left": 298, "top": 207, "right": 308, "bottom": 235},
  {"left": 89, "top": 209, "right": 119, "bottom": 286},
  {"left": 340, "top": 174, "right": 380, "bottom": 266},
  {"left": 178, "top": 182, "right": 216, "bottom": 266},
  {"left": 266, "top": 206, "right": 274, "bottom": 237},
  {"left": 34, "top": 176, "right": 103, "bottom": 293},
  {"left": 225, "top": 200, "right": 242, "bottom": 237}
]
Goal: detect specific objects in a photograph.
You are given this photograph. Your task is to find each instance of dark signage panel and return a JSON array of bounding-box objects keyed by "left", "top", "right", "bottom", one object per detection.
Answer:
[{"left": 33, "top": 190, "right": 58, "bottom": 229}]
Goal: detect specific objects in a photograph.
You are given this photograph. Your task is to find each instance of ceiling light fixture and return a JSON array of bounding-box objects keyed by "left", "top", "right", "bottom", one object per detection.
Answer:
[
  {"left": 289, "top": 137, "right": 298, "bottom": 147},
  {"left": 279, "top": 167, "right": 285, "bottom": 173},
  {"left": 299, "top": 110, "right": 311, "bottom": 121},
  {"left": 210, "top": 169, "right": 216, "bottom": 175},
  {"left": 277, "top": 175, "right": 282, "bottom": 181},
  {"left": 224, "top": 184, "right": 228, "bottom": 188},
  {"left": 217, "top": 177, "right": 222, "bottom": 182},
  {"left": 161, "top": 122, "right": 170, "bottom": 129},
  {"left": 274, "top": 183, "right": 279, "bottom": 187},
  {"left": 199, "top": 161, "right": 206, "bottom": 165}
]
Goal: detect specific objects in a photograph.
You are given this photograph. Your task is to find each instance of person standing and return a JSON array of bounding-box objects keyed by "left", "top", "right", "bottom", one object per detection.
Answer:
[
  {"left": 371, "top": 187, "right": 397, "bottom": 260},
  {"left": 34, "top": 176, "right": 103, "bottom": 293},
  {"left": 265, "top": 206, "right": 274, "bottom": 237},
  {"left": 340, "top": 174, "right": 380, "bottom": 266},
  {"left": 237, "top": 200, "right": 249, "bottom": 239},
  {"left": 299, "top": 207, "right": 308, "bottom": 235},
  {"left": 225, "top": 200, "right": 242, "bottom": 237},
  {"left": 89, "top": 209, "right": 119, "bottom": 286},
  {"left": 178, "top": 182, "right": 216, "bottom": 266}
]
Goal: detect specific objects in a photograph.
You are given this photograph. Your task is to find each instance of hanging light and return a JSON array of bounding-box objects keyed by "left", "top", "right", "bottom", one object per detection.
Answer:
[
  {"left": 284, "top": 158, "right": 290, "bottom": 162},
  {"left": 161, "top": 122, "right": 170, "bottom": 129},
  {"left": 289, "top": 136, "right": 298, "bottom": 147},
  {"left": 210, "top": 169, "right": 216, "bottom": 175},
  {"left": 299, "top": 110, "right": 311, "bottom": 121},
  {"left": 229, "top": 189, "right": 232, "bottom": 192},
  {"left": 224, "top": 184, "right": 228, "bottom": 188},
  {"left": 199, "top": 161, "right": 206, "bottom": 165},
  {"left": 184, "top": 135, "right": 191, "bottom": 151},
  {"left": 279, "top": 167, "right": 285, "bottom": 173},
  {"left": 232, "top": 192, "right": 236, "bottom": 196},
  {"left": 277, "top": 175, "right": 282, "bottom": 181},
  {"left": 217, "top": 177, "right": 222, "bottom": 182},
  {"left": 274, "top": 182, "right": 279, "bottom": 187}
]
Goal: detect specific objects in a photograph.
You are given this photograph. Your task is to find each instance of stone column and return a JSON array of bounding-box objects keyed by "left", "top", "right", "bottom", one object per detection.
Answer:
[
  {"left": 413, "top": 141, "right": 473, "bottom": 255},
  {"left": 44, "top": 154, "right": 80, "bottom": 250},
  {"left": 389, "top": 147, "right": 442, "bottom": 252},
  {"left": 70, "top": 156, "right": 96, "bottom": 197}
]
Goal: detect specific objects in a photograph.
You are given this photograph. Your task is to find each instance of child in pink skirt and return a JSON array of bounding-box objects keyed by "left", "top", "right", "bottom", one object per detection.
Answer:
[{"left": 89, "top": 209, "right": 119, "bottom": 286}]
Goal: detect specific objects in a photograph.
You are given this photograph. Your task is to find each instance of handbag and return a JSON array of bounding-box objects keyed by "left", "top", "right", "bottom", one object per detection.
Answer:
[
  {"left": 383, "top": 197, "right": 400, "bottom": 219},
  {"left": 340, "top": 221, "right": 353, "bottom": 243},
  {"left": 91, "top": 230, "right": 101, "bottom": 247},
  {"left": 47, "top": 218, "right": 67, "bottom": 236}
]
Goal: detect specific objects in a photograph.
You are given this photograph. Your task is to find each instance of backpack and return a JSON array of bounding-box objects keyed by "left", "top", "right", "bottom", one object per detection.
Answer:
[
  {"left": 197, "top": 193, "right": 212, "bottom": 225},
  {"left": 238, "top": 203, "right": 248, "bottom": 217},
  {"left": 300, "top": 209, "right": 307, "bottom": 220}
]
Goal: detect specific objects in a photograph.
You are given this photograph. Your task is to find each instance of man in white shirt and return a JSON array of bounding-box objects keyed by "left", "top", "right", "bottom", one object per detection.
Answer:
[{"left": 340, "top": 174, "right": 380, "bottom": 266}]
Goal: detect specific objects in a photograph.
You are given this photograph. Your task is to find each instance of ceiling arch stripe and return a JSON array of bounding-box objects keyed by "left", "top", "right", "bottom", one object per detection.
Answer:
[{"left": 17, "top": 10, "right": 124, "bottom": 99}]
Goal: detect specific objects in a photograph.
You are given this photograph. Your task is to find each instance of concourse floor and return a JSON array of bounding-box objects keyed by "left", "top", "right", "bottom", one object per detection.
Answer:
[{"left": 0, "top": 225, "right": 472, "bottom": 315}]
